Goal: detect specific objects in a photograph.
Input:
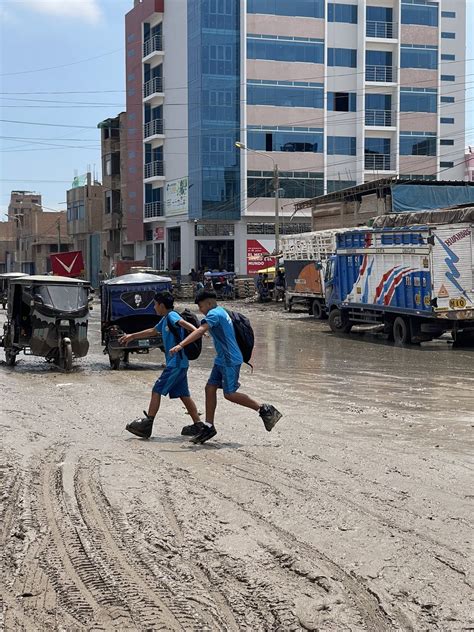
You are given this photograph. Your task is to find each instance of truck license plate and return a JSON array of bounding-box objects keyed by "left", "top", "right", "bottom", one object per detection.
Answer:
[{"left": 138, "top": 340, "right": 149, "bottom": 348}]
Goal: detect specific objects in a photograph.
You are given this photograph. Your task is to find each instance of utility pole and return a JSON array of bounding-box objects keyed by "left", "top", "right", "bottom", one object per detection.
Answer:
[
  {"left": 57, "top": 218, "right": 61, "bottom": 251},
  {"left": 273, "top": 163, "right": 280, "bottom": 271}
]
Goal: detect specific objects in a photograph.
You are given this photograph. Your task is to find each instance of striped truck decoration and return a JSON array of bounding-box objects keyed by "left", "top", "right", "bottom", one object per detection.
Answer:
[{"left": 335, "top": 224, "right": 473, "bottom": 314}]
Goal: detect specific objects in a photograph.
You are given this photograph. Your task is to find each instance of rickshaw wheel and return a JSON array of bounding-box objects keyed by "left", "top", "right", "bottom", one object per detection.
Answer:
[
  {"left": 62, "top": 339, "right": 73, "bottom": 372},
  {"left": 109, "top": 354, "right": 121, "bottom": 370},
  {"left": 5, "top": 348, "right": 17, "bottom": 366}
]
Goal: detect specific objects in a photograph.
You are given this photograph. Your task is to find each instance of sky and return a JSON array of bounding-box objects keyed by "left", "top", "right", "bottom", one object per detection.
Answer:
[{"left": 0, "top": 0, "right": 473, "bottom": 217}]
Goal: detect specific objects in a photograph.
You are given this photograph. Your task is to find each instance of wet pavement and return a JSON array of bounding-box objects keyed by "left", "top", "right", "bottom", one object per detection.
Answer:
[{"left": 1, "top": 300, "right": 473, "bottom": 631}]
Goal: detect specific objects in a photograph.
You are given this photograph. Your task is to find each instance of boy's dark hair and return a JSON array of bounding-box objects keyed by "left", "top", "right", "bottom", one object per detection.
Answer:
[
  {"left": 154, "top": 290, "right": 174, "bottom": 309},
  {"left": 195, "top": 288, "right": 217, "bottom": 304}
]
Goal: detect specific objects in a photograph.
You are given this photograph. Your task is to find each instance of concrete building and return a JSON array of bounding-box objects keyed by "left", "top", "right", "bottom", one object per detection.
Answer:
[
  {"left": 0, "top": 220, "right": 16, "bottom": 273},
  {"left": 465, "top": 147, "right": 474, "bottom": 182},
  {"left": 66, "top": 173, "right": 105, "bottom": 286},
  {"left": 5, "top": 191, "right": 71, "bottom": 274},
  {"left": 124, "top": 0, "right": 467, "bottom": 274},
  {"left": 98, "top": 113, "right": 133, "bottom": 271}
]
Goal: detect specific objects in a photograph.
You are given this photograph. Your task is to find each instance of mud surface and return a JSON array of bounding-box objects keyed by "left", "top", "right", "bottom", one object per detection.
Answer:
[{"left": 1, "top": 301, "right": 473, "bottom": 631}]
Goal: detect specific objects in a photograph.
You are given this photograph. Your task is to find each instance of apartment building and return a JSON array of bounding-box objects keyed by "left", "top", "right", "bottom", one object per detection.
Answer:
[
  {"left": 6, "top": 191, "right": 70, "bottom": 274},
  {"left": 125, "top": 0, "right": 467, "bottom": 274},
  {"left": 98, "top": 113, "right": 133, "bottom": 271},
  {"left": 66, "top": 173, "right": 105, "bottom": 286}
]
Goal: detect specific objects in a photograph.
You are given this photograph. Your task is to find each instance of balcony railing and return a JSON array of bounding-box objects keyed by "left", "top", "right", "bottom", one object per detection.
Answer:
[
  {"left": 365, "top": 109, "right": 393, "bottom": 126},
  {"left": 143, "top": 34, "right": 163, "bottom": 57},
  {"left": 144, "top": 201, "right": 164, "bottom": 219},
  {"left": 144, "top": 119, "right": 164, "bottom": 138},
  {"left": 366, "top": 65, "right": 395, "bottom": 83},
  {"left": 366, "top": 21, "right": 395, "bottom": 38},
  {"left": 144, "top": 160, "right": 164, "bottom": 179},
  {"left": 364, "top": 154, "right": 393, "bottom": 171},
  {"left": 143, "top": 77, "right": 163, "bottom": 99}
]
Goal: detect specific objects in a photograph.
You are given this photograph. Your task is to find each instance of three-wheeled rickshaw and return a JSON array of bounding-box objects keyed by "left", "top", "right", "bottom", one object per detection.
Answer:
[
  {"left": 0, "top": 272, "right": 28, "bottom": 309},
  {"left": 1, "top": 275, "right": 91, "bottom": 370},
  {"left": 203, "top": 271, "right": 235, "bottom": 299},
  {"left": 100, "top": 272, "right": 172, "bottom": 369}
]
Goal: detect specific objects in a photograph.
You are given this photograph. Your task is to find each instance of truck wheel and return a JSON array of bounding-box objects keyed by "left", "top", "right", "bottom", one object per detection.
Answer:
[
  {"left": 62, "top": 339, "right": 73, "bottom": 372},
  {"left": 311, "top": 299, "right": 323, "bottom": 320},
  {"left": 393, "top": 317, "right": 411, "bottom": 345},
  {"left": 328, "top": 309, "right": 352, "bottom": 334},
  {"left": 5, "top": 348, "right": 17, "bottom": 366}
]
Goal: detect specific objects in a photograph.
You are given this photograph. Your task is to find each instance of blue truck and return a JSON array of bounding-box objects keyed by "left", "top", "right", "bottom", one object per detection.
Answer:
[{"left": 324, "top": 209, "right": 474, "bottom": 345}]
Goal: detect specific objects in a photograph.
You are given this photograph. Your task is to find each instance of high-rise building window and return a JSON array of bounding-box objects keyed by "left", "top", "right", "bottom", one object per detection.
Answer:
[
  {"left": 440, "top": 161, "right": 454, "bottom": 168},
  {"left": 327, "top": 92, "right": 357, "bottom": 112},
  {"left": 327, "top": 3, "right": 357, "bottom": 23},
  {"left": 247, "top": 171, "right": 324, "bottom": 198},
  {"left": 441, "top": 54, "right": 455, "bottom": 61},
  {"left": 401, "top": 45, "right": 438, "bottom": 70},
  {"left": 441, "top": 32, "right": 455, "bottom": 39},
  {"left": 327, "top": 48, "right": 357, "bottom": 68},
  {"left": 248, "top": 127, "right": 324, "bottom": 153},
  {"left": 441, "top": 11, "right": 455, "bottom": 18},
  {"left": 247, "top": 0, "right": 324, "bottom": 19},
  {"left": 401, "top": 1, "right": 438, "bottom": 27},
  {"left": 400, "top": 88, "right": 437, "bottom": 113},
  {"left": 440, "top": 139, "right": 454, "bottom": 146},
  {"left": 440, "top": 96, "right": 455, "bottom": 103},
  {"left": 441, "top": 74, "right": 455, "bottom": 81},
  {"left": 327, "top": 136, "right": 356, "bottom": 155},
  {"left": 247, "top": 36, "right": 324, "bottom": 64},
  {"left": 400, "top": 132, "right": 436, "bottom": 156},
  {"left": 440, "top": 117, "right": 454, "bottom": 124},
  {"left": 247, "top": 80, "right": 324, "bottom": 108}
]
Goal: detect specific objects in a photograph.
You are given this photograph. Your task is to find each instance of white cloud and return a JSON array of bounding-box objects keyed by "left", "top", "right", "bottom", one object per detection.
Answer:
[{"left": 20, "top": 0, "right": 102, "bottom": 24}]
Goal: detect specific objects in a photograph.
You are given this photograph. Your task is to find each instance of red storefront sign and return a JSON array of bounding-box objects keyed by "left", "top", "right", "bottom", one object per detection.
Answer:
[
  {"left": 246, "top": 239, "right": 276, "bottom": 275},
  {"left": 50, "top": 251, "right": 85, "bottom": 278}
]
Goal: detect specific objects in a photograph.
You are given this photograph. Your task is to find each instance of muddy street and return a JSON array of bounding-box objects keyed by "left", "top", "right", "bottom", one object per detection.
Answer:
[{"left": 1, "top": 302, "right": 473, "bottom": 631}]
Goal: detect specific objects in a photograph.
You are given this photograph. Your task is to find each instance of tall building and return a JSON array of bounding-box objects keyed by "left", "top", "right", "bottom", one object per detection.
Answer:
[
  {"left": 98, "top": 113, "right": 132, "bottom": 271},
  {"left": 125, "top": 0, "right": 467, "bottom": 274},
  {"left": 66, "top": 173, "right": 105, "bottom": 286}
]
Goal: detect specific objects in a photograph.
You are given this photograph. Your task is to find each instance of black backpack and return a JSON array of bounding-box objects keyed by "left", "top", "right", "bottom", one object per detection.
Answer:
[
  {"left": 225, "top": 310, "right": 255, "bottom": 367},
  {"left": 167, "top": 309, "right": 202, "bottom": 361}
]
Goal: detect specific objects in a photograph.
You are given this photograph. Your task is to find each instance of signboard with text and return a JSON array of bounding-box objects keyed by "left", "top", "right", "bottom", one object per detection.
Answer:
[
  {"left": 246, "top": 239, "right": 276, "bottom": 275},
  {"left": 165, "top": 176, "right": 188, "bottom": 216}
]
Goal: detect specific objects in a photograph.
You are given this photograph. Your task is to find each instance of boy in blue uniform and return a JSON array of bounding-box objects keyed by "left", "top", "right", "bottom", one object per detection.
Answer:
[
  {"left": 171, "top": 289, "right": 282, "bottom": 444},
  {"left": 119, "top": 291, "right": 203, "bottom": 439}
]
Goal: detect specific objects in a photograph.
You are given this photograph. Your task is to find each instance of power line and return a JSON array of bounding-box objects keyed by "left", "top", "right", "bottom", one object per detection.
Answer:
[{"left": 0, "top": 48, "right": 123, "bottom": 77}]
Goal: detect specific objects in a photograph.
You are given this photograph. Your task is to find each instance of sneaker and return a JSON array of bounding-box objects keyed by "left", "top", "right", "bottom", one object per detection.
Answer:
[
  {"left": 191, "top": 424, "right": 217, "bottom": 445},
  {"left": 181, "top": 421, "right": 206, "bottom": 436},
  {"left": 259, "top": 404, "right": 282, "bottom": 432},
  {"left": 126, "top": 412, "right": 154, "bottom": 439}
]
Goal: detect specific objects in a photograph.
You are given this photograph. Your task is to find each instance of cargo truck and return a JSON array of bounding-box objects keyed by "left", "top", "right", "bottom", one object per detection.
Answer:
[
  {"left": 281, "top": 229, "right": 346, "bottom": 318},
  {"left": 324, "top": 209, "right": 474, "bottom": 345}
]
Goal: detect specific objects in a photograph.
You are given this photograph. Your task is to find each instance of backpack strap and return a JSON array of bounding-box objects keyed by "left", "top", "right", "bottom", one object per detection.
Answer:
[{"left": 167, "top": 315, "right": 185, "bottom": 360}]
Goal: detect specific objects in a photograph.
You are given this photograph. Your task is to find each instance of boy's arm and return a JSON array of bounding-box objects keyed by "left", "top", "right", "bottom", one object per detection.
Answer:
[
  {"left": 170, "top": 323, "right": 209, "bottom": 355},
  {"left": 178, "top": 319, "right": 197, "bottom": 334},
  {"left": 119, "top": 327, "right": 158, "bottom": 345}
]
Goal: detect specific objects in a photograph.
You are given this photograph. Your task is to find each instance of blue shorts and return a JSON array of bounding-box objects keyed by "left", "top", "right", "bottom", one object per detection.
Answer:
[
  {"left": 153, "top": 367, "right": 190, "bottom": 398},
  {"left": 207, "top": 364, "right": 241, "bottom": 395}
]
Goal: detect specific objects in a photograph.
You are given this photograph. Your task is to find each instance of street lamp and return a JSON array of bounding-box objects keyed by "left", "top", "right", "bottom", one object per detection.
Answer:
[{"left": 235, "top": 141, "right": 281, "bottom": 265}]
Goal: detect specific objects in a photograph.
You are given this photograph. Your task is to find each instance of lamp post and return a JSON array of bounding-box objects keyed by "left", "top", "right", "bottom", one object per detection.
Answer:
[
  {"left": 32, "top": 203, "right": 63, "bottom": 251},
  {"left": 235, "top": 141, "right": 280, "bottom": 267}
]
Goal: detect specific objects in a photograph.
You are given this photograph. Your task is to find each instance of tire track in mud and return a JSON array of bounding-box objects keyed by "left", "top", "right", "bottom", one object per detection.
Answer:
[
  {"left": 130, "top": 448, "right": 407, "bottom": 632},
  {"left": 74, "top": 458, "right": 225, "bottom": 631}
]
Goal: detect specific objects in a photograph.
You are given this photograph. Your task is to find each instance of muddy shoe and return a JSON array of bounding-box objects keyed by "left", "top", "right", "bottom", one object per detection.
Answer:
[
  {"left": 126, "top": 412, "right": 154, "bottom": 439},
  {"left": 181, "top": 421, "right": 206, "bottom": 436},
  {"left": 191, "top": 424, "right": 217, "bottom": 445},
  {"left": 259, "top": 404, "right": 282, "bottom": 432}
]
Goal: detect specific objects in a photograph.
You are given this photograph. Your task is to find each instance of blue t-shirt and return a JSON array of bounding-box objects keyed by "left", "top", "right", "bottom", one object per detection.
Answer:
[
  {"left": 203, "top": 306, "right": 243, "bottom": 367},
  {"left": 155, "top": 311, "right": 189, "bottom": 369}
]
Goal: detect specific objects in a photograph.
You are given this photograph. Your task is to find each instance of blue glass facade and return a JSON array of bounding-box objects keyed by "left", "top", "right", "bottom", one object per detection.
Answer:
[
  {"left": 401, "top": 45, "right": 438, "bottom": 70},
  {"left": 400, "top": 132, "right": 436, "bottom": 155},
  {"left": 247, "top": 0, "right": 324, "bottom": 18},
  {"left": 247, "top": 127, "right": 324, "bottom": 153},
  {"left": 247, "top": 80, "right": 324, "bottom": 108},
  {"left": 401, "top": 1, "right": 438, "bottom": 27},
  {"left": 400, "top": 88, "right": 437, "bottom": 113},
  {"left": 187, "top": 0, "right": 241, "bottom": 220},
  {"left": 247, "top": 35, "right": 324, "bottom": 64}
]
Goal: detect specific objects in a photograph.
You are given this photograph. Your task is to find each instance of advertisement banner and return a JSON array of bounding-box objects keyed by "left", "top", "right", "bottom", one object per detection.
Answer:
[
  {"left": 247, "top": 239, "right": 276, "bottom": 275},
  {"left": 165, "top": 176, "right": 188, "bottom": 216},
  {"left": 50, "top": 251, "right": 85, "bottom": 278}
]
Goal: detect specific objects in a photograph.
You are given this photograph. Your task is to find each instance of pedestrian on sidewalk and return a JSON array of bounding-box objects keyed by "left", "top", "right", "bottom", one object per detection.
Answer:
[
  {"left": 170, "top": 289, "right": 282, "bottom": 444},
  {"left": 120, "top": 291, "right": 202, "bottom": 440}
]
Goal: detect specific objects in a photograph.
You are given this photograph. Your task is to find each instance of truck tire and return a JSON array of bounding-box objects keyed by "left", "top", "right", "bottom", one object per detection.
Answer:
[
  {"left": 311, "top": 299, "right": 324, "bottom": 320},
  {"left": 393, "top": 316, "right": 411, "bottom": 345},
  {"left": 328, "top": 308, "right": 352, "bottom": 334}
]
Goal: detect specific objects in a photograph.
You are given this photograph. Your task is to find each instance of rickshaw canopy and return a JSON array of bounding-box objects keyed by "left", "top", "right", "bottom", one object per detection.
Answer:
[{"left": 101, "top": 273, "right": 172, "bottom": 321}]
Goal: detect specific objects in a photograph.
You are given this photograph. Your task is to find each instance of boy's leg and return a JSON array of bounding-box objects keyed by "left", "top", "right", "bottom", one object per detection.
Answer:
[
  {"left": 147, "top": 392, "right": 161, "bottom": 418},
  {"left": 224, "top": 391, "right": 259, "bottom": 411},
  {"left": 180, "top": 396, "right": 200, "bottom": 423},
  {"left": 205, "top": 383, "right": 219, "bottom": 424}
]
